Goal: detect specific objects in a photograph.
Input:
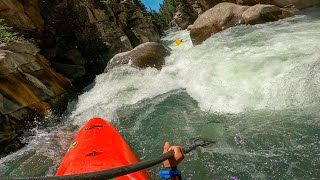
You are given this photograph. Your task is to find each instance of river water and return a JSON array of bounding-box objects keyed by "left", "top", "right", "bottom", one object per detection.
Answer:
[{"left": 1, "top": 8, "right": 320, "bottom": 180}]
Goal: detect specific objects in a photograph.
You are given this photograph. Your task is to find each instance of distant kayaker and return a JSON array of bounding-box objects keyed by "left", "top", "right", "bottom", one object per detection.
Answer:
[
  {"left": 175, "top": 38, "right": 183, "bottom": 45},
  {"left": 160, "top": 142, "right": 185, "bottom": 180}
]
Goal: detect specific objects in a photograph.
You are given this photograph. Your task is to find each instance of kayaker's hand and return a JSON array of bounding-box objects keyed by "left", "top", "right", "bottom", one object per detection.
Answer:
[{"left": 163, "top": 142, "right": 185, "bottom": 168}]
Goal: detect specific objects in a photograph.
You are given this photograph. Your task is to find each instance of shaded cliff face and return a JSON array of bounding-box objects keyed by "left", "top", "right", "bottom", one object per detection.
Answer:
[
  {"left": 0, "top": 0, "right": 43, "bottom": 35},
  {"left": 0, "top": 0, "right": 160, "bottom": 84},
  {"left": 0, "top": 42, "right": 72, "bottom": 157},
  {"left": 0, "top": 0, "right": 160, "bottom": 157},
  {"left": 38, "top": 0, "right": 160, "bottom": 83}
]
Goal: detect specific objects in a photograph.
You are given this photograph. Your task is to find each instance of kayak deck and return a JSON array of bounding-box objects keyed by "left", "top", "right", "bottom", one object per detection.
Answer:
[{"left": 56, "top": 117, "right": 152, "bottom": 180}]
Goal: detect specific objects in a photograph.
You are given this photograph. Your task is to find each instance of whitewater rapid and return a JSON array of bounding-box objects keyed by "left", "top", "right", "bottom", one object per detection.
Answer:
[
  {"left": 70, "top": 13, "right": 320, "bottom": 125},
  {"left": 1, "top": 8, "right": 320, "bottom": 180}
]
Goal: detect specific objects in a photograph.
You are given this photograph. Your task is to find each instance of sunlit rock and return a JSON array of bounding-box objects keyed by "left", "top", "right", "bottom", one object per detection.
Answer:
[
  {"left": 190, "top": 3, "right": 249, "bottom": 45},
  {"left": 242, "top": 4, "right": 294, "bottom": 25},
  {"left": 104, "top": 42, "right": 171, "bottom": 72}
]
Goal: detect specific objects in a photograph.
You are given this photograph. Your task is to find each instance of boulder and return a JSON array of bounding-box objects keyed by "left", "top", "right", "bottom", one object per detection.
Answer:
[
  {"left": 242, "top": 4, "right": 294, "bottom": 25},
  {"left": 104, "top": 42, "right": 171, "bottom": 72},
  {"left": 190, "top": 3, "right": 249, "bottom": 45}
]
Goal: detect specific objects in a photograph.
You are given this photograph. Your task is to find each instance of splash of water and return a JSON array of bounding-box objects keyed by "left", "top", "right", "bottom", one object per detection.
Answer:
[
  {"left": 1, "top": 9, "right": 320, "bottom": 179},
  {"left": 70, "top": 14, "right": 320, "bottom": 125}
]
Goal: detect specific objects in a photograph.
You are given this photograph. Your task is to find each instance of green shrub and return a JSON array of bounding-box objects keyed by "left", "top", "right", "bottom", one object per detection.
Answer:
[{"left": 0, "top": 24, "right": 24, "bottom": 43}]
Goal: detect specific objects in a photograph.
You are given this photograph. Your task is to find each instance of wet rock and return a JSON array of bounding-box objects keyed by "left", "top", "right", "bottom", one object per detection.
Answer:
[
  {"left": 242, "top": 4, "right": 294, "bottom": 25},
  {"left": 190, "top": 3, "right": 249, "bottom": 45},
  {"left": 0, "top": 114, "right": 22, "bottom": 158},
  {"left": 104, "top": 42, "right": 171, "bottom": 72},
  {"left": 0, "top": 41, "right": 72, "bottom": 157}
]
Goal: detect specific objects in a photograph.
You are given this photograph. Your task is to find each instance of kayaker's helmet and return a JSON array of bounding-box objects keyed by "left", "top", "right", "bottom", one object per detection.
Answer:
[{"left": 175, "top": 38, "right": 182, "bottom": 45}]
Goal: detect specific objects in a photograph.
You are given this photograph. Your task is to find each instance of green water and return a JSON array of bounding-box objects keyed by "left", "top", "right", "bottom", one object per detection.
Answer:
[
  {"left": 1, "top": 8, "right": 320, "bottom": 180},
  {"left": 116, "top": 90, "right": 320, "bottom": 179}
]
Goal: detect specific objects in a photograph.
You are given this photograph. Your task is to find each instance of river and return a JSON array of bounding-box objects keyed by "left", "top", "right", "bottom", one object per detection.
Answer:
[{"left": 1, "top": 8, "right": 320, "bottom": 180}]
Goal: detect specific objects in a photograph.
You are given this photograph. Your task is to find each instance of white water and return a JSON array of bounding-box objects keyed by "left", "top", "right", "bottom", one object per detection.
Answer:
[
  {"left": 1, "top": 9, "right": 320, "bottom": 179},
  {"left": 70, "top": 14, "right": 320, "bottom": 125}
]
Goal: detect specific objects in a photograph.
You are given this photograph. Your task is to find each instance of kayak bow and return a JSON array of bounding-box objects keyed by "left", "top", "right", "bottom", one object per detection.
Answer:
[{"left": 56, "top": 117, "right": 152, "bottom": 180}]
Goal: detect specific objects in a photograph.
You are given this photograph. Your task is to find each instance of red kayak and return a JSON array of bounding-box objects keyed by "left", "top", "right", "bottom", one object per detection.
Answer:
[{"left": 56, "top": 117, "right": 153, "bottom": 180}]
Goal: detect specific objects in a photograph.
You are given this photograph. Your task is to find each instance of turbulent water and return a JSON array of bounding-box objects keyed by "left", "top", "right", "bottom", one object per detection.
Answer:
[{"left": 1, "top": 8, "right": 320, "bottom": 180}]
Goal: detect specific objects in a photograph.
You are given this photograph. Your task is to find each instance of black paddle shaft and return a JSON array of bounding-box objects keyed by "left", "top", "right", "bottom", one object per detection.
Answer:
[{"left": 4, "top": 138, "right": 214, "bottom": 180}]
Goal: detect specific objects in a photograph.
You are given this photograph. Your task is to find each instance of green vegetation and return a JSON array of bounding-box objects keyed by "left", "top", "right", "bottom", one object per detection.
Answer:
[
  {"left": 132, "top": 0, "right": 148, "bottom": 13},
  {"left": 0, "top": 24, "right": 23, "bottom": 43},
  {"left": 149, "top": 0, "right": 185, "bottom": 32},
  {"left": 132, "top": 0, "right": 184, "bottom": 33}
]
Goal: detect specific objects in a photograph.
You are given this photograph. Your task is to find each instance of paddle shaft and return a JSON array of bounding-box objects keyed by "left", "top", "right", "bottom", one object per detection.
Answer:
[{"left": 4, "top": 145, "right": 200, "bottom": 180}]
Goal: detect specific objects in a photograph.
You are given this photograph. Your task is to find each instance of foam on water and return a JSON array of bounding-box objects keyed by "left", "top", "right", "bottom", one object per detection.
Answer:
[
  {"left": 70, "top": 14, "right": 320, "bottom": 125},
  {"left": 2, "top": 10, "right": 320, "bottom": 179}
]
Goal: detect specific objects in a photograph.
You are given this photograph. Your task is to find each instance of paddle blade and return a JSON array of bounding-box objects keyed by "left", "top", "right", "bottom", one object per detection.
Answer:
[{"left": 184, "top": 137, "right": 215, "bottom": 154}]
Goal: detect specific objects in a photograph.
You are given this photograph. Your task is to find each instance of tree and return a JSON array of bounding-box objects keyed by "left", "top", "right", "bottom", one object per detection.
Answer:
[
  {"left": 132, "top": 0, "right": 147, "bottom": 13},
  {"left": 148, "top": 0, "right": 186, "bottom": 32}
]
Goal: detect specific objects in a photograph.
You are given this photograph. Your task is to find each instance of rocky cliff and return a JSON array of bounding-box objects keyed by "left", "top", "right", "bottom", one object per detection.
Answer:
[
  {"left": 38, "top": 0, "right": 160, "bottom": 82},
  {"left": 0, "top": 0, "right": 161, "bottom": 157},
  {"left": 0, "top": 41, "right": 72, "bottom": 157},
  {"left": 1, "top": 0, "right": 160, "bottom": 82}
]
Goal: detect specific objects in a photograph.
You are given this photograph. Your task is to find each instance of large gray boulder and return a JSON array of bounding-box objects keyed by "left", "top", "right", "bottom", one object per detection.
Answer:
[
  {"left": 104, "top": 42, "right": 171, "bottom": 72},
  {"left": 190, "top": 3, "right": 249, "bottom": 45},
  {"left": 242, "top": 4, "right": 294, "bottom": 24}
]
